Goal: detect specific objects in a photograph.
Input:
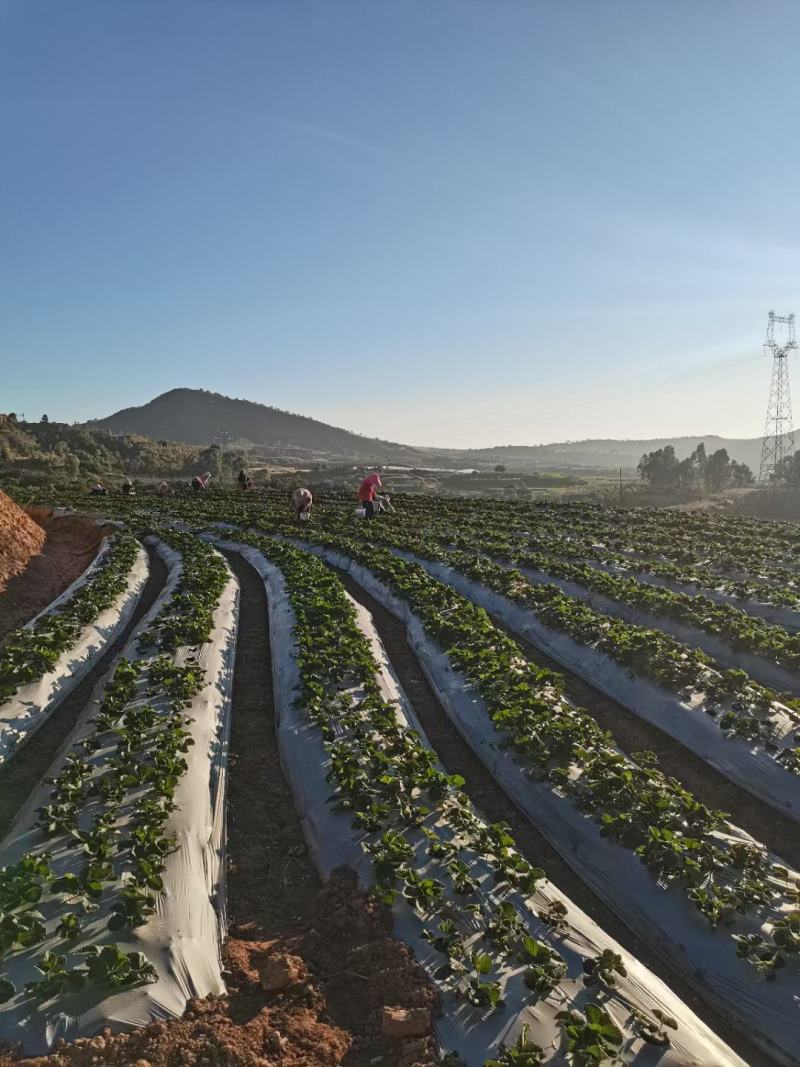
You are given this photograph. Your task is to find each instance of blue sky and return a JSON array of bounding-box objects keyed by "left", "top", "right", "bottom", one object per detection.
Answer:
[{"left": 1, "top": 0, "right": 799, "bottom": 448}]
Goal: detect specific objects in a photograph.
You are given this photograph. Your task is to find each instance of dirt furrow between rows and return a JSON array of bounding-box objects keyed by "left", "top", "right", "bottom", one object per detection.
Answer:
[
  {"left": 219, "top": 549, "right": 439, "bottom": 1067},
  {"left": 332, "top": 567, "right": 774, "bottom": 1067}
]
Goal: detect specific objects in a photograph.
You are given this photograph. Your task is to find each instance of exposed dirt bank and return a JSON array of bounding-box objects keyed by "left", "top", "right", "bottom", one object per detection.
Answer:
[
  {"left": 0, "top": 511, "right": 112, "bottom": 644},
  {"left": 0, "top": 490, "right": 46, "bottom": 595}
]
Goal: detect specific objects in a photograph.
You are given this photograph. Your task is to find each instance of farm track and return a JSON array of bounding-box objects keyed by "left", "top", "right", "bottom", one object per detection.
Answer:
[
  {"left": 333, "top": 566, "right": 777, "bottom": 1067},
  {"left": 221, "top": 549, "right": 317, "bottom": 935},
  {"left": 475, "top": 593, "right": 800, "bottom": 870},
  {"left": 0, "top": 543, "right": 167, "bottom": 840}
]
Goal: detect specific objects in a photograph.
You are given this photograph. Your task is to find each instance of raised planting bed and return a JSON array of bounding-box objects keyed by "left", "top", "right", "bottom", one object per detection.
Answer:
[
  {"left": 0, "top": 532, "right": 149, "bottom": 765},
  {"left": 210, "top": 532, "right": 746, "bottom": 1067},
  {"left": 0, "top": 530, "right": 237, "bottom": 1054},
  {"left": 457, "top": 535, "right": 800, "bottom": 690},
  {"left": 510, "top": 560, "right": 800, "bottom": 693},
  {"left": 416, "top": 498, "right": 800, "bottom": 617},
  {"left": 375, "top": 513, "right": 800, "bottom": 682},
  {"left": 269, "top": 504, "right": 800, "bottom": 761},
  {"left": 328, "top": 510, "right": 800, "bottom": 810},
  {"left": 269, "top": 531, "right": 800, "bottom": 1067},
  {"left": 397, "top": 549, "right": 800, "bottom": 817},
  {"left": 583, "top": 558, "right": 800, "bottom": 632},
  {"left": 204, "top": 515, "right": 800, "bottom": 810}
]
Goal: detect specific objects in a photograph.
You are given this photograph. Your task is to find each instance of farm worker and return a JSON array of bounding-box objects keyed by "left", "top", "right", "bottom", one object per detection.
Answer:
[
  {"left": 238, "top": 468, "right": 249, "bottom": 490},
  {"left": 158, "top": 481, "right": 170, "bottom": 495},
  {"left": 121, "top": 478, "right": 134, "bottom": 497},
  {"left": 357, "top": 472, "right": 383, "bottom": 519},
  {"left": 292, "top": 487, "right": 313, "bottom": 520},
  {"left": 89, "top": 483, "right": 107, "bottom": 496},
  {"left": 191, "top": 472, "right": 211, "bottom": 492}
]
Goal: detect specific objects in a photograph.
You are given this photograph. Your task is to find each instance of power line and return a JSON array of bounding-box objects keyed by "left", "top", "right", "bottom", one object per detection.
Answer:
[{"left": 403, "top": 351, "right": 763, "bottom": 444}]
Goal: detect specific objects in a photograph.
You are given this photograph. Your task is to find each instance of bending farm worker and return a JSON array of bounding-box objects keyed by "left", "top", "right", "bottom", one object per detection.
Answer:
[
  {"left": 292, "top": 487, "right": 313, "bottom": 520},
  {"left": 357, "top": 471, "right": 383, "bottom": 519}
]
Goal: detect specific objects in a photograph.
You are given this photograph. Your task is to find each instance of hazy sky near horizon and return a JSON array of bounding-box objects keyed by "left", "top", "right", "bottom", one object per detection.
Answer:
[{"left": 2, "top": 0, "right": 799, "bottom": 449}]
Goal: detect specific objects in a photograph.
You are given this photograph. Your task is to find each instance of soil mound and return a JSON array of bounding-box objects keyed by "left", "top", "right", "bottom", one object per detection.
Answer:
[
  {"left": 0, "top": 490, "right": 46, "bottom": 594},
  {"left": 0, "top": 870, "right": 439, "bottom": 1067}
]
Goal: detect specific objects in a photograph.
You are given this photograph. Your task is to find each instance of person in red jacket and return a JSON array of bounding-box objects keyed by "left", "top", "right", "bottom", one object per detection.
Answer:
[{"left": 357, "top": 471, "right": 383, "bottom": 519}]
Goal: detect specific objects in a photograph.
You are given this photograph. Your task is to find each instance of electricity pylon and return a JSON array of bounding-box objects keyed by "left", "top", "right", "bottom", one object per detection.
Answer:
[{"left": 758, "top": 310, "right": 796, "bottom": 483}]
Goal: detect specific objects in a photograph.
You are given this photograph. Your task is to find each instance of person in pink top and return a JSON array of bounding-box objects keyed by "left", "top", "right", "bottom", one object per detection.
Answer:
[{"left": 357, "top": 472, "right": 383, "bottom": 519}]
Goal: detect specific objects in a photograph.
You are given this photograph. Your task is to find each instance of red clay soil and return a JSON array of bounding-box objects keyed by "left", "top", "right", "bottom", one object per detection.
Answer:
[
  {"left": 0, "top": 490, "right": 46, "bottom": 595},
  {"left": 0, "top": 549, "right": 441, "bottom": 1067},
  {"left": 0, "top": 510, "right": 112, "bottom": 645},
  {"left": 0, "top": 871, "right": 437, "bottom": 1067}
]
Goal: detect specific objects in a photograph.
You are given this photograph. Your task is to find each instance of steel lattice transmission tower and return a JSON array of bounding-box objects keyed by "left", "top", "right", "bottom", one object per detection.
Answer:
[{"left": 758, "top": 310, "right": 797, "bottom": 483}]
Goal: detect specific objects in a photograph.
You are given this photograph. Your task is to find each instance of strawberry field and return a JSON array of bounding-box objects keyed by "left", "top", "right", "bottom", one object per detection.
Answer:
[{"left": 1, "top": 488, "right": 800, "bottom": 1066}]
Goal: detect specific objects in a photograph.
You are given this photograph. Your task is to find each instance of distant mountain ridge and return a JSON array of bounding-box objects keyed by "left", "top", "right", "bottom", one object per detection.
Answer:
[
  {"left": 92, "top": 388, "right": 777, "bottom": 472},
  {"left": 459, "top": 435, "right": 770, "bottom": 473},
  {"left": 93, "top": 388, "right": 416, "bottom": 463}
]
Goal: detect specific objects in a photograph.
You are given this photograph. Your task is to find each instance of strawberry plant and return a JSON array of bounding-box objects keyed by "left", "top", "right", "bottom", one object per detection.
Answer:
[
  {"left": 25, "top": 952, "right": 86, "bottom": 999},
  {"left": 55, "top": 912, "right": 80, "bottom": 941},
  {"left": 629, "top": 1006, "right": 678, "bottom": 1046},
  {"left": 485, "top": 1023, "right": 545, "bottom": 1065},
  {"left": 556, "top": 1004, "right": 623, "bottom": 1065},
  {"left": 582, "top": 949, "right": 627, "bottom": 990},
  {"left": 80, "top": 944, "right": 157, "bottom": 988},
  {"left": 0, "top": 909, "right": 46, "bottom": 956},
  {"left": 520, "top": 936, "right": 567, "bottom": 996}
]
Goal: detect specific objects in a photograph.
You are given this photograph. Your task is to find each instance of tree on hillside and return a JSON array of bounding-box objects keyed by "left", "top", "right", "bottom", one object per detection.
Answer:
[
  {"left": 706, "top": 447, "right": 731, "bottom": 491},
  {"left": 494, "top": 464, "right": 506, "bottom": 472},
  {"left": 639, "top": 443, "right": 753, "bottom": 494},
  {"left": 40, "top": 414, "right": 49, "bottom": 423},
  {"left": 730, "top": 460, "right": 755, "bottom": 486},
  {"left": 774, "top": 450, "right": 800, "bottom": 487},
  {"left": 699, "top": 446, "right": 753, "bottom": 490},
  {"left": 637, "top": 445, "right": 679, "bottom": 489},
  {"left": 676, "top": 443, "right": 707, "bottom": 493}
]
